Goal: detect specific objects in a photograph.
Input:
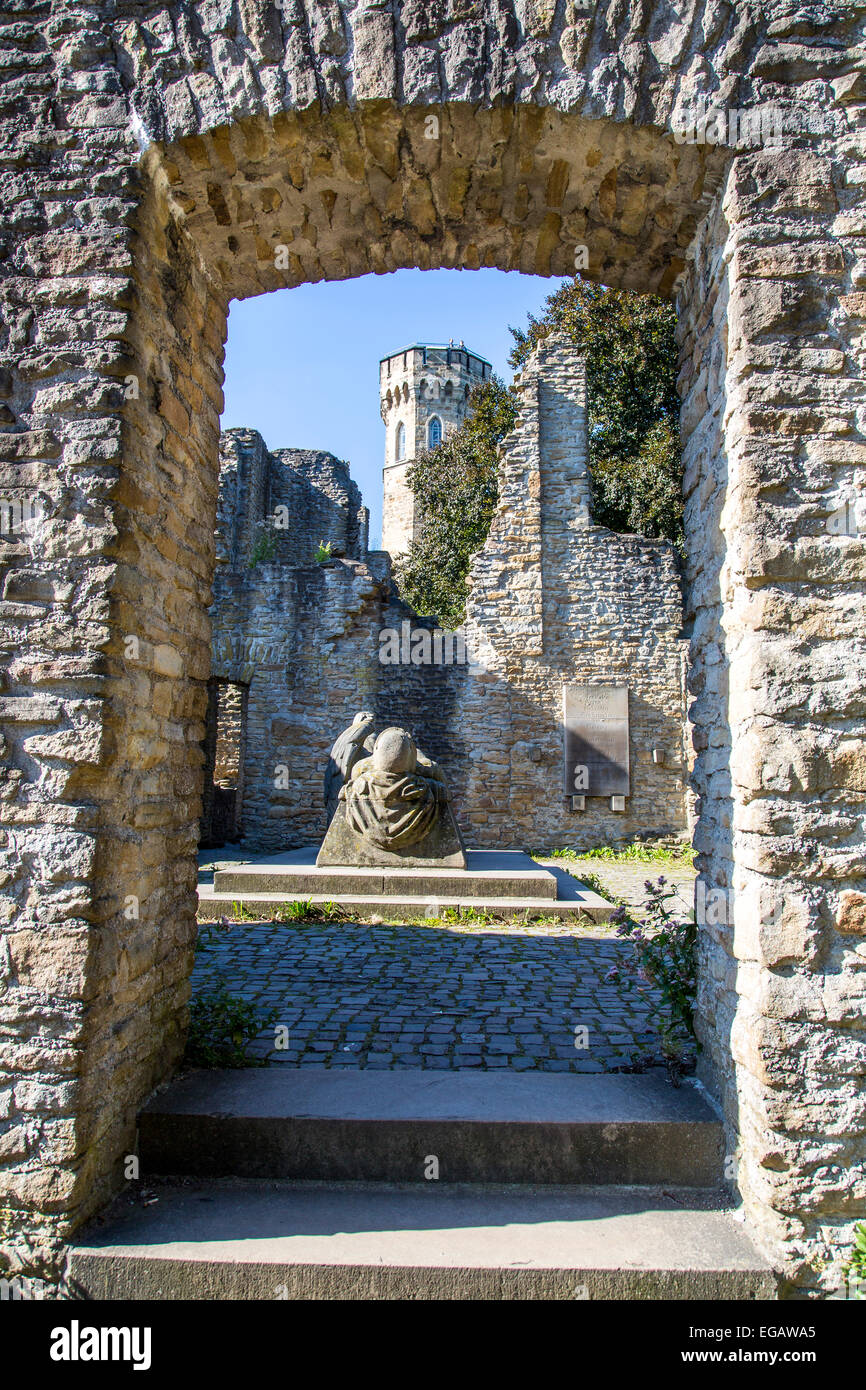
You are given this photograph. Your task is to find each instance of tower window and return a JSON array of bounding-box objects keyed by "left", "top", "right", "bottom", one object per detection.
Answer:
[
  {"left": 396, "top": 421, "right": 406, "bottom": 460},
  {"left": 444, "top": 380, "right": 453, "bottom": 397},
  {"left": 428, "top": 416, "right": 442, "bottom": 448}
]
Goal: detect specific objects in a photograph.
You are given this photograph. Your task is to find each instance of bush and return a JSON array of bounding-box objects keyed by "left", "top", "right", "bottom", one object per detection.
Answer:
[
  {"left": 185, "top": 976, "right": 278, "bottom": 1068},
  {"left": 248, "top": 528, "right": 276, "bottom": 568},
  {"left": 395, "top": 377, "right": 518, "bottom": 626},
  {"left": 607, "top": 877, "right": 699, "bottom": 1058}
]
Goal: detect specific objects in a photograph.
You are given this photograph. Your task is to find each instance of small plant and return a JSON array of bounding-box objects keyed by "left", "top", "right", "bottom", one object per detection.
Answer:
[
  {"left": 185, "top": 975, "right": 278, "bottom": 1068},
  {"left": 582, "top": 840, "right": 695, "bottom": 867},
  {"left": 538, "top": 842, "right": 694, "bottom": 867},
  {"left": 274, "top": 898, "right": 351, "bottom": 923},
  {"left": 572, "top": 869, "right": 610, "bottom": 898},
  {"left": 277, "top": 898, "right": 318, "bottom": 922},
  {"left": 607, "top": 877, "right": 699, "bottom": 1059},
  {"left": 314, "top": 539, "right": 333, "bottom": 563},
  {"left": 231, "top": 900, "right": 259, "bottom": 921},
  {"left": 843, "top": 1222, "right": 866, "bottom": 1299},
  {"left": 248, "top": 528, "right": 276, "bottom": 568},
  {"left": 196, "top": 916, "right": 234, "bottom": 952},
  {"left": 442, "top": 905, "right": 496, "bottom": 926}
]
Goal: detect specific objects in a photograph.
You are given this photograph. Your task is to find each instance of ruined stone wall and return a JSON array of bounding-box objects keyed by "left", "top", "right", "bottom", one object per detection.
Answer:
[
  {"left": 0, "top": 101, "right": 226, "bottom": 1275},
  {"left": 217, "top": 428, "right": 368, "bottom": 567},
  {"left": 212, "top": 682, "right": 245, "bottom": 787},
  {"left": 456, "top": 335, "right": 690, "bottom": 849},
  {"left": 678, "top": 143, "right": 866, "bottom": 1293},
  {"left": 208, "top": 428, "right": 375, "bottom": 847}
]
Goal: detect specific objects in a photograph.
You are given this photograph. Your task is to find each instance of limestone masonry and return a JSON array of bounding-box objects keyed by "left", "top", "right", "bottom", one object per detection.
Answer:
[
  {"left": 0, "top": 0, "right": 862, "bottom": 1300},
  {"left": 381, "top": 339, "right": 491, "bottom": 555}
]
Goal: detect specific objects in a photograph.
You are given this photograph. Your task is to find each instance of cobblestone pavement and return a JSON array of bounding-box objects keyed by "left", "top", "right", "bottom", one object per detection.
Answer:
[{"left": 191, "top": 919, "right": 680, "bottom": 1072}]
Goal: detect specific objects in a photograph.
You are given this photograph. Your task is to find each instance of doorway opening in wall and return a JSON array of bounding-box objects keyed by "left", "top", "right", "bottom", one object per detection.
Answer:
[
  {"left": 191, "top": 264, "right": 696, "bottom": 1085},
  {"left": 200, "top": 678, "right": 249, "bottom": 849}
]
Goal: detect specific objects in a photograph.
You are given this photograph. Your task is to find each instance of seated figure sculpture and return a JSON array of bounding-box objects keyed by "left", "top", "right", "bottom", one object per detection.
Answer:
[
  {"left": 316, "top": 719, "right": 466, "bottom": 868},
  {"left": 344, "top": 727, "right": 448, "bottom": 850}
]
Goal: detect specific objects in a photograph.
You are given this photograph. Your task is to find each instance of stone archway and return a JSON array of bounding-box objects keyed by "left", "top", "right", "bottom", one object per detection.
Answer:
[{"left": 0, "top": 3, "right": 862, "bottom": 1295}]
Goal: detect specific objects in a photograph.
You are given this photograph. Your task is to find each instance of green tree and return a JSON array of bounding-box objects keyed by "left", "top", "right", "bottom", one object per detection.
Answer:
[
  {"left": 395, "top": 376, "right": 518, "bottom": 627},
  {"left": 509, "top": 277, "right": 683, "bottom": 550}
]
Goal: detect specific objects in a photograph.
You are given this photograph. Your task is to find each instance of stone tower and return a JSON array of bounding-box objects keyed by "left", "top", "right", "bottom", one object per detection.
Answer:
[{"left": 380, "top": 340, "right": 492, "bottom": 557}]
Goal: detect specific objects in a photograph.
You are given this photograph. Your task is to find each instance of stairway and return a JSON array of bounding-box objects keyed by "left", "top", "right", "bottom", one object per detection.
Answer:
[
  {"left": 197, "top": 847, "right": 614, "bottom": 922},
  {"left": 68, "top": 1070, "right": 775, "bottom": 1300}
]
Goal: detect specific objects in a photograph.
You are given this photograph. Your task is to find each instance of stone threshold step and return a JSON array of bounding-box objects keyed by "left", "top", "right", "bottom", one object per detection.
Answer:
[
  {"left": 139, "top": 1071, "right": 723, "bottom": 1187},
  {"left": 197, "top": 890, "right": 612, "bottom": 922},
  {"left": 214, "top": 867, "right": 559, "bottom": 901},
  {"left": 68, "top": 1180, "right": 775, "bottom": 1301},
  {"left": 213, "top": 852, "right": 561, "bottom": 900}
]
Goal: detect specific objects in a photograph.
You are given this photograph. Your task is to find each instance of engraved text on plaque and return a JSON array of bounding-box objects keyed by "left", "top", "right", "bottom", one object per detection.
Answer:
[{"left": 562, "top": 684, "right": 630, "bottom": 798}]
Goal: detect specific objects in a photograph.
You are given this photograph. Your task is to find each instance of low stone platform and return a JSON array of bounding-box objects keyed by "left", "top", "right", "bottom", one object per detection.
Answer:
[
  {"left": 71, "top": 1067, "right": 771, "bottom": 1301},
  {"left": 199, "top": 847, "right": 613, "bottom": 922},
  {"left": 69, "top": 1181, "right": 774, "bottom": 1301},
  {"left": 138, "top": 1070, "right": 723, "bottom": 1186}
]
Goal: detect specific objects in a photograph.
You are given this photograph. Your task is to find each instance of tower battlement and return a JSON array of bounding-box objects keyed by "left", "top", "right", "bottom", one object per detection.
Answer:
[{"left": 380, "top": 340, "right": 491, "bottom": 557}]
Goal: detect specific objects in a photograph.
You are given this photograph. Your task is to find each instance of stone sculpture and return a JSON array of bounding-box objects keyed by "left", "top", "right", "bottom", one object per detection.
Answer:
[
  {"left": 317, "top": 721, "right": 466, "bottom": 868},
  {"left": 323, "top": 709, "right": 376, "bottom": 825}
]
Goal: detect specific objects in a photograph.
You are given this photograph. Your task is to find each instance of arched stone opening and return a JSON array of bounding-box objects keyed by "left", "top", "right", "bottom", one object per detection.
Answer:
[{"left": 0, "top": 2, "right": 861, "bottom": 1298}]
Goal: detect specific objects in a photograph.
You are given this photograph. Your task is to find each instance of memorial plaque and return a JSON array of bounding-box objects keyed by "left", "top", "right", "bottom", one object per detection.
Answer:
[{"left": 562, "top": 684, "right": 630, "bottom": 798}]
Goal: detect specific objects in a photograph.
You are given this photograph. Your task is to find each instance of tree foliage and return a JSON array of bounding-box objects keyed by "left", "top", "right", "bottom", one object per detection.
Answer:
[
  {"left": 394, "top": 376, "right": 517, "bottom": 627},
  {"left": 509, "top": 277, "right": 683, "bottom": 551}
]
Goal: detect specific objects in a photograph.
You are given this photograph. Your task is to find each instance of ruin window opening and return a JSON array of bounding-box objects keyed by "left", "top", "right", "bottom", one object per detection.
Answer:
[{"left": 200, "top": 678, "right": 249, "bottom": 848}]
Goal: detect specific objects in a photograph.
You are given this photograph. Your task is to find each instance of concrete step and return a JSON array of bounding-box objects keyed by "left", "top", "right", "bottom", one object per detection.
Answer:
[
  {"left": 197, "top": 889, "right": 612, "bottom": 922},
  {"left": 213, "top": 867, "right": 560, "bottom": 902},
  {"left": 139, "top": 1070, "right": 723, "bottom": 1187},
  {"left": 201, "top": 847, "right": 615, "bottom": 923},
  {"left": 68, "top": 1180, "right": 776, "bottom": 1300},
  {"left": 211, "top": 847, "right": 561, "bottom": 900}
]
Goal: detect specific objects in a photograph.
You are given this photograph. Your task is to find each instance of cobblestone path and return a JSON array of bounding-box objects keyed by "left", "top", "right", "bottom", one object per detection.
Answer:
[{"left": 191, "top": 919, "right": 682, "bottom": 1072}]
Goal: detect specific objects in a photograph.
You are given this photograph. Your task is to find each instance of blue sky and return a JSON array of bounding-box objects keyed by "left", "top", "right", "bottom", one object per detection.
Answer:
[{"left": 221, "top": 268, "right": 565, "bottom": 547}]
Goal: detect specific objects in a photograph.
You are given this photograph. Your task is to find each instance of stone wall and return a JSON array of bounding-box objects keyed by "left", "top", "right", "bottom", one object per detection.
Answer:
[
  {"left": 456, "top": 335, "right": 690, "bottom": 849},
  {"left": 212, "top": 682, "right": 245, "bottom": 789},
  {"left": 216, "top": 427, "right": 368, "bottom": 569},
  {"left": 678, "top": 143, "right": 866, "bottom": 1293},
  {"left": 0, "top": 0, "right": 862, "bottom": 1295},
  {"left": 208, "top": 427, "right": 378, "bottom": 848}
]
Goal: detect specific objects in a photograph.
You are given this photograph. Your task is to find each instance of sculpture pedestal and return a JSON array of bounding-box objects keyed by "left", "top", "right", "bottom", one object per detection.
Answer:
[{"left": 198, "top": 847, "right": 615, "bottom": 923}]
